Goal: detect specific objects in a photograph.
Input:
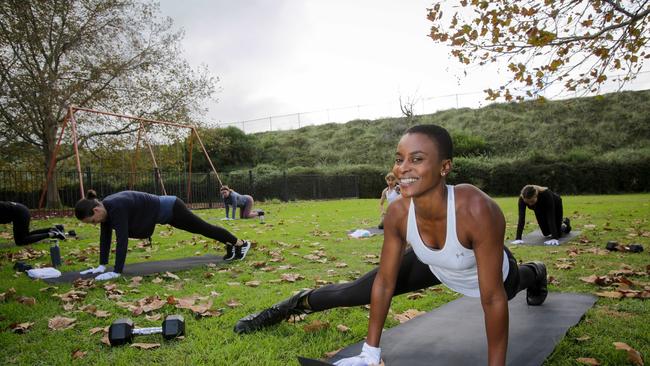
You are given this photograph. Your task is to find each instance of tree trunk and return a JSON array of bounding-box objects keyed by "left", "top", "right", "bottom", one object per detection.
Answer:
[{"left": 44, "top": 119, "right": 62, "bottom": 209}]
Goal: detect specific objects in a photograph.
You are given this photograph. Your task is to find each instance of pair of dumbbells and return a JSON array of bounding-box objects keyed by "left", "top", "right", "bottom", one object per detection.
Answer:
[{"left": 108, "top": 315, "right": 185, "bottom": 346}]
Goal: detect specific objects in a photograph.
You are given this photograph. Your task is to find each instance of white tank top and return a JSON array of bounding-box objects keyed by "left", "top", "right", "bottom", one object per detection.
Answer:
[
  {"left": 386, "top": 187, "right": 400, "bottom": 204},
  {"left": 406, "top": 185, "right": 509, "bottom": 297}
]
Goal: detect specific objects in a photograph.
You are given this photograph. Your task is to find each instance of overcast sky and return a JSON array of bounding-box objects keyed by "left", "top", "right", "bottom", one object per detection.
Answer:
[{"left": 158, "top": 0, "right": 649, "bottom": 130}]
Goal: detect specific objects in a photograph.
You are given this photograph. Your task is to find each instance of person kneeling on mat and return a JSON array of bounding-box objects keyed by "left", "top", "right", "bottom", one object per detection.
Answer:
[
  {"left": 511, "top": 184, "right": 571, "bottom": 246},
  {"left": 75, "top": 190, "right": 251, "bottom": 281},
  {"left": 0, "top": 201, "right": 66, "bottom": 245},
  {"left": 235, "top": 125, "right": 548, "bottom": 366}
]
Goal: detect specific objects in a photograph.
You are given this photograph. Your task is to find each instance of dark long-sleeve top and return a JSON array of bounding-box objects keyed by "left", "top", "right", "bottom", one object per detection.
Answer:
[
  {"left": 99, "top": 191, "right": 161, "bottom": 273},
  {"left": 0, "top": 201, "right": 23, "bottom": 224},
  {"left": 516, "top": 189, "right": 562, "bottom": 240},
  {"left": 223, "top": 191, "right": 247, "bottom": 219}
]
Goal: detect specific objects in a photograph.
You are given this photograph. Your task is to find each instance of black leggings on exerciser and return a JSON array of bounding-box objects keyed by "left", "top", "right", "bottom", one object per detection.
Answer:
[
  {"left": 11, "top": 203, "right": 51, "bottom": 246},
  {"left": 308, "top": 247, "right": 535, "bottom": 311},
  {"left": 168, "top": 199, "right": 238, "bottom": 245}
]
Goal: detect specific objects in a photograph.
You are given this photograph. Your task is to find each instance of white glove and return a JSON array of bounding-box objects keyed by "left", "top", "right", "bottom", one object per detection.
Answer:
[
  {"left": 95, "top": 272, "right": 121, "bottom": 281},
  {"left": 511, "top": 239, "right": 524, "bottom": 244},
  {"left": 80, "top": 264, "right": 106, "bottom": 275},
  {"left": 544, "top": 239, "right": 559, "bottom": 246},
  {"left": 333, "top": 343, "right": 381, "bottom": 366}
]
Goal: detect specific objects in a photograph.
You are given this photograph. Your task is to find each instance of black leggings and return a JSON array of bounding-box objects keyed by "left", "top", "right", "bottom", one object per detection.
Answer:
[
  {"left": 308, "top": 247, "right": 533, "bottom": 311},
  {"left": 11, "top": 203, "right": 52, "bottom": 246},
  {"left": 168, "top": 198, "right": 238, "bottom": 245}
]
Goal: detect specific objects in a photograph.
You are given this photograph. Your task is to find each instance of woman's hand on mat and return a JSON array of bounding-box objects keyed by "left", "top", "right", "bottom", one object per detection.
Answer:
[
  {"left": 80, "top": 264, "right": 106, "bottom": 275},
  {"left": 95, "top": 271, "right": 120, "bottom": 281},
  {"left": 333, "top": 343, "right": 381, "bottom": 366},
  {"left": 544, "top": 239, "right": 559, "bottom": 246},
  {"left": 511, "top": 239, "right": 524, "bottom": 244}
]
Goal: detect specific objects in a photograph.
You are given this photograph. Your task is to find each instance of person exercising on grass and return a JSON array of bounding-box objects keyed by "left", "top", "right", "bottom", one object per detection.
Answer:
[
  {"left": 75, "top": 190, "right": 251, "bottom": 280},
  {"left": 235, "top": 125, "right": 548, "bottom": 366}
]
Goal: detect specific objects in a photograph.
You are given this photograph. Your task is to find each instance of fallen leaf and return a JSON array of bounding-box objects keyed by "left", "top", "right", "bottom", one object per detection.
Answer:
[
  {"left": 89, "top": 327, "right": 104, "bottom": 335},
  {"left": 407, "top": 293, "right": 425, "bottom": 300},
  {"left": 595, "top": 291, "right": 624, "bottom": 299},
  {"left": 131, "top": 343, "right": 161, "bottom": 350},
  {"left": 152, "top": 277, "right": 163, "bottom": 284},
  {"left": 71, "top": 349, "right": 86, "bottom": 359},
  {"left": 101, "top": 335, "right": 111, "bottom": 346},
  {"left": 287, "top": 313, "right": 307, "bottom": 323},
  {"left": 303, "top": 320, "right": 329, "bottom": 333},
  {"left": 245, "top": 280, "right": 261, "bottom": 287},
  {"left": 164, "top": 272, "right": 180, "bottom": 280},
  {"left": 576, "top": 357, "right": 600, "bottom": 365},
  {"left": 39, "top": 286, "right": 58, "bottom": 292},
  {"left": 336, "top": 324, "right": 350, "bottom": 333},
  {"left": 48, "top": 316, "right": 76, "bottom": 331},
  {"left": 9, "top": 322, "right": 34, "bottom": 333},
  {"left": 324, "top": 348, "right": 343, "bottom": 358},
  {"left": 226, "top": 298, "right": 242, "bottom": 308},
  {"left": 1, "top": 288, "right": 17, "bottom": 302},
  {"left": 335, "top": 262, "right": 348, "bottom": 268},
  {"left": 17, "top": 296, "right": 36, "bottom": 306},
  {"left": 280, "top": 273, "right": 305, "bottom": 283},
  {"left": 393, "top": 309, "right": 425, "bottom": 323},
  {"left": 613, "top": 342, "right": 644, "bottom": 366},
  {"left": 576, "top": 336, "right": 591, "bottom": 342},
  {"left": 146, "top": 313, "right": 162, "bottom": 321},
  {"left": 129, "top": 276, "right": 143, "bottom": 287}
]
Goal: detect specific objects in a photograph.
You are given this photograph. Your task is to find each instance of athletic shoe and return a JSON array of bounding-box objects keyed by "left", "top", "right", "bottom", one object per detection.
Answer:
[
  {"left": 562, "top": 217, "right": 572, "bottom": 233},
  {"left": 223, "top": 244, "right": 235, "bottom": 261},
  {"left": 50, "top": 229, "right": 66, "bottom": 240},
  {"left": 234, "top": 289, "right": 312, "bottom": 334},
  {"left": 234, "top": 240, "right": 251, "bottom": 260},
  {"left": 524, "top": 261, "right": 548, "bottom": 306},
  {"left": 54, "top": 224, "right": 65, "bottom": 232}
]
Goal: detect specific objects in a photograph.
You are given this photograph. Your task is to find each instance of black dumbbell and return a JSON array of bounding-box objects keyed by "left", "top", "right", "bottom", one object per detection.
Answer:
[{"left": 108, "top": 315, "right": 185, "bottom": 346}]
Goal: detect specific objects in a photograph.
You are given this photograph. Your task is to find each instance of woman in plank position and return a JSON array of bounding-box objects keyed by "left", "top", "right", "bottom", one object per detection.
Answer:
[
  {"left": 75, "top": 190, "right": 251, "bottom": 281},
  {"left": 511, "top": 184, "right": 571, "bottom": 246},
  {"left": 235, "top": 125, "right": 548, "bottom": 366},
  {"left": 0, "top": 201, "right": 66, "bottom": 245}
]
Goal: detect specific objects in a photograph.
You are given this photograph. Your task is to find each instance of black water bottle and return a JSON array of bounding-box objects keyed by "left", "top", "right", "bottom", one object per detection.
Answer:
[{"left": 49, "top": 239, "right": 61, "bottom": 268}]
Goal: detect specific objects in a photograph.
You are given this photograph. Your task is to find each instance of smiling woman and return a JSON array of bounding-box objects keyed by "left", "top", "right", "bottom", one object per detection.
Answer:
[{"left": 235, "top": 124, "right": 549, "bottom": 366}]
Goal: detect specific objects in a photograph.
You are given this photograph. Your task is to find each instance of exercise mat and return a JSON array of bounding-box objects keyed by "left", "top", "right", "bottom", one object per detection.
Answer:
[
  {"left": 513, "top": 230, "right": 581, "bottom": 246},
  {"left": 42, "top": 255, "right": 225, "bottom": 284},
  {"left": 323, "top": 292, "right": 595, "bottom": 366}
]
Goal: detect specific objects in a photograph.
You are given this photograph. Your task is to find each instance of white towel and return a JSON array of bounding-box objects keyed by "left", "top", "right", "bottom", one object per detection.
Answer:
[{"left": 27, "top": 267, "right": 62, "bottom": 279}]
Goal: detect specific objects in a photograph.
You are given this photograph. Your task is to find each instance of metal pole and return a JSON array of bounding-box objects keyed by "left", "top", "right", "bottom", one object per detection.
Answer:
[
  {"left": 69, "top": 107, "right": 85, "bottom": 198},
  {"left": 38, "top": 114, "right": 69, "bottom": 208}
]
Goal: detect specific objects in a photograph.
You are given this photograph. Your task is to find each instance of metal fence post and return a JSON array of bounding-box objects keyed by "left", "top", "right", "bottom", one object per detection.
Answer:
[
  {"left": 85, "top": 167, "right": 92, "bottom": 194},
  {"left": 153, "top": 168, "right": 159, "bottom": 195},
  {"left": 207, "top": 172, "right": 213, "bottom": 209}
]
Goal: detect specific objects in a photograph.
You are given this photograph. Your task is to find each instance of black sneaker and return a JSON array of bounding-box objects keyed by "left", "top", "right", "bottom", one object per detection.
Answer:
[
  {"left": 234, "top": 240, "right": 251, "bottom": 260},
  {"left": 234, "top": 289, "right": 312, "bottom": 334},
  {"left": 54, "top": 224, "right": 65, "bottom": 232},
  {"left": 562, "top": 217, "right": 571, "bottom": 234},
  {"left": 50, "top": 229, "right": 66, "bottom": 240},
  {"left": 223, "top": 244, "right": 235, "bottom": 261},
  {"left": 524, "top": 262, "right": 548, "bottom": 306}
]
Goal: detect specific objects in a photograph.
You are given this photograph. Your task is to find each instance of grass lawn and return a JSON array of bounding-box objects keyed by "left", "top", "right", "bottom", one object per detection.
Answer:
[{"left": 0, "top": 194, "right": 648, "bottom": 365}]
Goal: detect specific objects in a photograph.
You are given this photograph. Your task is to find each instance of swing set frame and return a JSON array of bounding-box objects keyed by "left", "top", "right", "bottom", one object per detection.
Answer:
[{"left": 39, "top": 105, "right": 223, "bottom": 208}]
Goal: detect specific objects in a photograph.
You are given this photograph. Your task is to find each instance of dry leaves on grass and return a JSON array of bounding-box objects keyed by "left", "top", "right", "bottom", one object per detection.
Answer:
[
  {"left": 245, "top": 280, "right": 261, "bottom": 287},
  {"left": 1, "top": 288, "right": 16, "bottom": 302},
  {"left": 39, "top": 286, "right": 58, "bottom": 292},
  {"left": 73, "top": 278, "right": 95, "bottom": 290},
  {"left": 80, "top": 305, "right": 111, "bottom": 318},
  {"left": 335, "top": 262, "right": 348, "bottom": 268},
  {"left": 48, "top": 316, "right": 76, "bottom": 330},
  {"left": 393, "top": 309, "right": 425, "bottom": 324},
  {"left": 613, "top": 342, "right": 644, "bottom": 366},
  {"left": 16, "top": 296, "right": 36, "bottom": 306},
  {"left": 172, "top": 295, "right": 222, "bottom": 317},
  {"left": 89, "top": 327, "right": 106, "bottom": 335},
  {"left": 53, "top": 289, "right": 87, "bottom": 303},
  {"left": 151, "top": 277, "right": 163, "bottom": 284},
  {"left": 303, "top": 320, "right": 329, "bottom": 333},
  {"left": 336, "top": 324, "right": 350, "bottom": 333},
  {"left": 71, "top": 350, "right": 87, "bottom": 360},
  {"left": 280, "top": 273, "right": 305, "bottom": 283},
  {"left": 407, "top": 293, "right": 425, "bottom": 300},
  {"left": 226, "top": 298, "right": 242, "bottom": 308},
  {"left": 129, "top": 276, "right": 143, "bottom": 287},
  {"left": 576, "top": 358, "right": 600, "bottom": 365},
  {"left": 131, "top": 343, "right": 161, "bottom": 350},
  {"left": 164, "top": 272, "right": 180, "bottom": 281},
  {"left": 9, "top": 322, "right": 34, "bottom": 333}
]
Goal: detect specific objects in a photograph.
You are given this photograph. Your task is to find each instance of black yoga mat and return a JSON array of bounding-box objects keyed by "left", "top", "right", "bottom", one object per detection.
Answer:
[
  {"left": 43, "top": 255, "right": 225, "bottom": 284},
  {"left": 513, "top": 230, "right": 581, "bottom": 246},
  {"left": 325, "top": 292, "right": 596, "bottom": 366}
]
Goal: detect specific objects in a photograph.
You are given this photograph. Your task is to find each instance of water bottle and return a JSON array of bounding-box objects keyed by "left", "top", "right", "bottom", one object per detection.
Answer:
[
  {"left": 49, "top": 239, "right": 61, "bottom": 268},
  {"left": 259, "top": 211, "right": 265, "bottom": 223}
]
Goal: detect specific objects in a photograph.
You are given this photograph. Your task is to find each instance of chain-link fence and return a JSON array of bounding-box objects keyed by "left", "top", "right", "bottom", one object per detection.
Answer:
[{"left": 0, "top": 169, "right": 360, "bottom": 216}]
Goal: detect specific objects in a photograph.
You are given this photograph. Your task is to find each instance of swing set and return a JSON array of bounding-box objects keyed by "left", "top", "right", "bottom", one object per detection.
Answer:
[{"left": 39, "top": 106, "right": 223, "bottom": 208}]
